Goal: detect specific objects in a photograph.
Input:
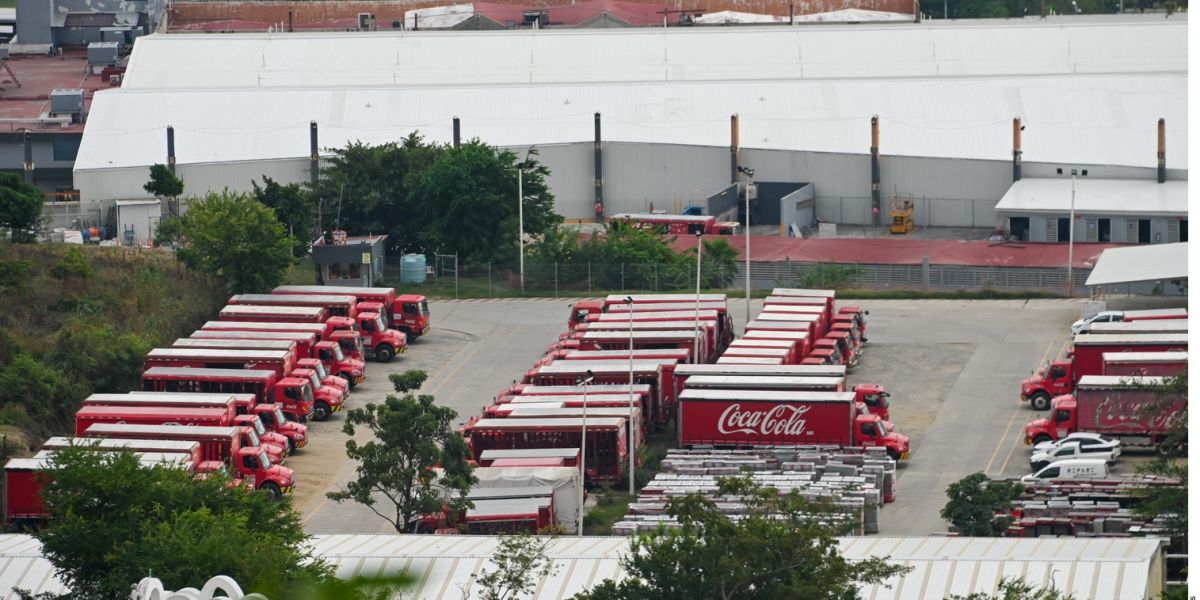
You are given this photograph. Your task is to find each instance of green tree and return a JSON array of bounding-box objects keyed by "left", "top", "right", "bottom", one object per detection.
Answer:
[
  {"left": 156, "top": 191, "right": 297, "bottom": 293},
  {"left": 947, "top": 577, "right": 1077, "bottom": 600},
  {"left": 571, "top": 477, "right": 909, "bottom": 600},
  {"left": 326, "top": 369, "right": 477, "bottom": 533},
  {"left": 940, "top": 472, "right": 1023, "bottom": 536},
  {"left": 252, "top": 176, "right": 316, "bottom": 257},
  {"left": 409, "top": 142, "right": 559, "bottom": 264},
  {"left": 471, "top": 534, "right": 557, "bottom": 600},
  {"left": 1132, "top": 371, "right": 1187, "bottom": 536},
  {"left": 310, "top": 134, "right": 444, "bottom": 251},
  {"left": 53, "top": 321, "right": 151, "bottom": 393},
  {"left": 34, "top": 445, "right": 332, "bottom": 599},
  {"left": 144, "top": 164, "right": 184, "bottom": 199},
  {"left": 0, "top": 172, "right": 44, "bottom": 243},
  {"left": 49, "top": 246, "right": 94, "bottom": 282},
  {"left": 700, "top": 238, "right": 738, "bottom": 288}
]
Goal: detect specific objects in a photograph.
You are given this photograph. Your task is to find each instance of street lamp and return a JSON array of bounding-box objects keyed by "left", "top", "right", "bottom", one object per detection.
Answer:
[
  {"left": 737, "top": 165, "right": 755, "bottom": 329},
  {"left": 624, "top": 296, "right": 636, "bottom": 495},
  {"left": 577, "top": 370, "right": 594, "bottom": 537},
  {"left": 694, "top": 231, "right": 703, "bottom": 363},
  {"left": 516, "top": 149, "right": 536, "bottom": 294},
  {"left": 1067, "top": 169, "right": 1077, "bottom": 296}
]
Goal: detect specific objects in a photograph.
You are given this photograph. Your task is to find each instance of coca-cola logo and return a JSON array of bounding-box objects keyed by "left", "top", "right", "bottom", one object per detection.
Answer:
[{"left": 717, "top": 403, "right": 810, "bottom": 437}]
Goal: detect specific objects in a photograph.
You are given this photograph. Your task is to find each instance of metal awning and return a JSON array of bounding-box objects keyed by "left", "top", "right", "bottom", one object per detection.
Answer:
[{"left": 1085, "top": 242, "right": 1188, "bottom": 286}]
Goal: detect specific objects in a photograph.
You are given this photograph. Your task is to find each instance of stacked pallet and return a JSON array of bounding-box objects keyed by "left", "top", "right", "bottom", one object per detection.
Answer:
[
  {"left": 612, "top": 447, "right": 896, "bottom": 536},
  {"left": 999, "top": 475, "right": 1183, "bottom": 540}
]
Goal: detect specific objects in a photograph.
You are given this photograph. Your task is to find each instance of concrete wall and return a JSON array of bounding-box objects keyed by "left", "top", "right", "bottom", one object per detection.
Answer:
[
  {"left": 14, "top": 0, "right": 51, "bottom": 43},
  {"left": 15, "top": 0, "right": 165, "bottom": 46},
  {"left": 779, "top": 183, "right": 815, "bottom": 235},
  {"left": 1008, "top": 214, "right": 1183, "bottom": 244}
]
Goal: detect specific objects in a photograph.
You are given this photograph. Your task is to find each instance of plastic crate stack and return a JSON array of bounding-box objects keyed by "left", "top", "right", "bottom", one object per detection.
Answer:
[
  {"left": 998, "top": 475, "right": 1183, "bottom": 539},
  {"left": 612, "top": 446, "right": 896, "bottom": 536}
]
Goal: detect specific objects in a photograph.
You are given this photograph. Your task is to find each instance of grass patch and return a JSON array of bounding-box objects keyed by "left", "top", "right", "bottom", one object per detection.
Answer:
[{"left": 582, "top": 489, "right": 635, "bottom": 535}]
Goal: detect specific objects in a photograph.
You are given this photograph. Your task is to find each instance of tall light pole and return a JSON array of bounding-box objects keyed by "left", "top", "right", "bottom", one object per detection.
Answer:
[
  {"left": 1067, "top": 169, "right": 1077, "bottom": 296},
  {"left": 738, "top": 166, "right": 755, "bottom": 329},
  {"left": 515, "top": 149, "right": 535, "bottom": 294},
  {"left": 625, "top": 296, "right": 635, "bottom": 495},
  {"left": 694, "top": 232, "right": 703, "bottom": 363},
  {"left": 577, "top": 370, "right": 593, "bottom": 537}
]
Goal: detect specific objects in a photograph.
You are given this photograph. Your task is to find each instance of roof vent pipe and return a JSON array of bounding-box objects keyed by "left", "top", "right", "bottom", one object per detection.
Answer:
[
  {"left": 730, "top": 114, "right": 739, "bottom": 184},
  {"left": 309, "top": 121, "right": 319, "bottom": 186},
  {"left": 452, "top": 117, "right": 461, "bottom": 148},
  {"left": 1012, "top": 117, "right": 1022, "bottom": 182},
  {"left": 166, "top": 126, "right": 176, "bottom": 174},
  {"left": 22, "top": 131, "right": 33, "bottom": 183},
  {"left": 870, "top": 115, "right": 880, "bottom": 226},
  {"left": 1157, "top": 118, "right": 1166, "bottom": 184},
  {"left": 594, "top": 112, "right": 604, "bottom": 222}
]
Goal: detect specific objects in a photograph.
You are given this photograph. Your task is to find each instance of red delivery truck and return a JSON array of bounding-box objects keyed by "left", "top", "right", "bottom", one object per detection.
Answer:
[
  {"left": 140, "top": 367, "right": 329, "bottom": 422},
  {"left": 745, "top": 319, "right": 818, "bottom": 341},
  {"left": 1020, "top": 333, "right": 1187, "bottom": 410},
  {"left": 1087, "top": 321, "right": 1188, "bottom": 335},
  {"left": 323, "top": 310, "right": 406, "bottom": 363},
  {"left": 526, "top": 362, "right": 671, "bottom": 428},
  {"left": 5, "top": 452, "right": 197, "bottom": 522},
  {"left": 741, "top": 330, "right": 812, "bottom": 360},
  {"left": 219, "top": 304, "right": 329, "bottom": 324},
  {"left": 496, "top": 383, "right": 651, "bottom": 406},
  {"left": 272, "top": 285, "right": 432, "bottom": 339},
  {"left": 92, "top": 392, "right": 308, "bottom": 453},
  {"left": 478, "top": 448, "right": 581, "bottom": 467},
  {"left": 41, "top": 437, "right": 205, "bottom": 466},
  {"left": 1102, "top": 352, "right": 1188, "bottom": 376},
  {"left": 720, "top": 347, "right": 792, "bottom": 362},
  {"left": 173, "top": 337, "right": 298, "bottom": 357},
  {"left": 761, "top": 306, "right": 828, "bottom": 335},
  {"left": 1023, "top": 375, "right": 1186, "bottom": 453},
  {"left": 674, "top": 363, "right": 846, "bottom": 378},
  {"left": 83, "top": 423, "right": 296, "bottom": 498},
  {"left": 171, "top": 340, "right": 347, "bottom": 405},
  {"left": 680, "top": 376, "right": 890, "bottom": 420},
  {"left": 73, "top": 405, "right": 286, "bottom": 462},
  {"left": 229, "top": 293, "right": 358, "bottom": 318},
  {"left": 727, "top": 339, "right": 800, "bottom": 365},
  {"left": 677, "top": 389, "right": 909, "bottom": 461},
  {"left": 574, "top": 328, "right": 716, "bottom": 364},
  {"left": 490, "top": 405, "right": 645, "bottom": 445},
  {"left": 296, "top": 357, "right": 349, "bottom": 395},
  {"left": 465, "top": 417, "right": 628, "bottom": 483},
  {"left": 585, "top": 309, "right": 731, "bottom": 353},
  {"left": 202, "top": 320, "right": 330, "bottom": 341},
  {"left": 191, "top": 330, "right": 318, "bottom": 361},
  {"left": 144, "top": 348, "right": 295, "bottom": 378}
]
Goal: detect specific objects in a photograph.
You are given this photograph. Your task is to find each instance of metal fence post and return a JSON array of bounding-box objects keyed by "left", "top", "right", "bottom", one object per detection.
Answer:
[
  {"left": 555, "top": 262, "right": 559, "bottom": 297},
  {"left": 454, "top": 253, "right": 459, "bottom": 299},
  {"left": 921, "top": 256, "right": 931, "bottom": 288}
]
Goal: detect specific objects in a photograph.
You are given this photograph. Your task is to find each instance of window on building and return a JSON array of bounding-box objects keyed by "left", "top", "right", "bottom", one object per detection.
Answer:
[
  {"left": 1098, "top": 219, "right": 1111, "bottom": 242},
  {"left": 1057, "top": 218, "right": 1070, "bottom": 242},
  {"left": 1138, "top": 220, "right": 1151, "bottom": 244},
  {"left": 52, "top": 137, "right": 81, "bottom": 162}
]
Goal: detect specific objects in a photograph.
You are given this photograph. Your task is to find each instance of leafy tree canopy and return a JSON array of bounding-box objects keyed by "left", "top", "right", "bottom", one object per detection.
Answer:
[
  {"left": 253, "top": 176, "right": 316, "bottom": 257},
  {"left": 941, "top": 472, "right": 1023, "bottom": 536},
  {"left": 156, "top": 191, "right": 297, "bottom": 293},
  {"left": 326, "top": 370, "right": 477, "bottom": 533},
  {"left": 144, "top": 164, "right": 184, "bottom": 199},
  {"left": 571, "top": 476, "right": 909, "bottom": 600},
  {"left": 0, "top": 172, "right": 44, "bottom": 242}
]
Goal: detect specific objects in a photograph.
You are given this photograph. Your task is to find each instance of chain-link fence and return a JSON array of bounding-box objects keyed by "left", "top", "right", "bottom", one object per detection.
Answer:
[{"left": 384, "top": 258, "right": 1088, "bottom": 298}]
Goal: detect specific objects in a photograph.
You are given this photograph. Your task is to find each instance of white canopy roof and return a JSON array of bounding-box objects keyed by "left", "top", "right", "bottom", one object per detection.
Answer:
[
  {"left": 74, "top": 16, "right": 1187, "bottom": 173},
  {"left": 0, "top": 534, "right": 1166, "bottom": 599},
  {"left": 995, "top": 178, "right": 1188, "bottom": 217},
  {"left": 1085, "top": 242, "right": 1188, "bottom": 286}
]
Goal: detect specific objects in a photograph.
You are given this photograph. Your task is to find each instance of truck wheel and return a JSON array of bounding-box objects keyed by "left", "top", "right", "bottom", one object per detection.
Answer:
[
  {"left": 342, "top": 373, "right": 356, "bottom": 389},
  {"left": 1156, "top": 441, "right": 1182, "bottom": 457},
  {"left": 314, "top": 401, "right": 332, "bottom": 422},
  {"left": 260, "top": 482, "right": 282, "bottom": 500},
  {"left": 375, "top": 344, "right": 395, "bottom": 363},
  {"left": 405, "top": 328, "right": 420, "bottom": 340},
  {"left": 1032, "top": 433, "right": 1052, "bottom": 445},
  {"left": 1029, "top": 392, "right": 1052, "bottom": 411},
  {"left": 886, "top": 448, "right": 901, "bottom": 462},
  {"left": 287, "top": 438, "right": 297, "bottom": 454}
]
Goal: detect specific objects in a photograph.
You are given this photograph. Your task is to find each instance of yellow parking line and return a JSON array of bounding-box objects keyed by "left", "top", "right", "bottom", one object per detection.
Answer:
[{"left": 982, "top": 337, "right": 1057, "bottom": 476}]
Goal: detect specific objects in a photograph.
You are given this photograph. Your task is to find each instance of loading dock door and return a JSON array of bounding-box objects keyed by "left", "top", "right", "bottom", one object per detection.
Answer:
[
  {"left": 1009, "top": 217, "right": 1029, "bottom": 241},
  {"left": 1138, "top": 219, "right": 1151, "bottom": 244}
]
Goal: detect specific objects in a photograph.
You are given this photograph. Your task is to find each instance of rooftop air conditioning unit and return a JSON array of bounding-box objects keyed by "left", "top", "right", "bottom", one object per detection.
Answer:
[
  {"left": 49, "top": 89, "right": 84, "bottom": 119},
  {"left": 357, "top": 12, "right": 374, "bottom": 30}
]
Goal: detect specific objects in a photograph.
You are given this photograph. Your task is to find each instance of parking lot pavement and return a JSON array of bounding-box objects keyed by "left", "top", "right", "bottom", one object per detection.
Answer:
[
  {"left": 298, "top": 298, "right": 575, "bottom": 534},
  {"left": 296, "top": 296, "right": 1093, "bottom": 536}
]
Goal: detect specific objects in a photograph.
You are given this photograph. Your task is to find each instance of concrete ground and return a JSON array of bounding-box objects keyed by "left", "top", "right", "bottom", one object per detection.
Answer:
[{"left": 295, "top": 296, "right": 1178, "bottom": 536}]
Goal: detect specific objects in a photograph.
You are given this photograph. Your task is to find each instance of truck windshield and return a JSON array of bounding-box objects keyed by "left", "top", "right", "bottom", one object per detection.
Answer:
[
  {"left": 420, "top": 300, "right": 430, "bottom": 315},
  {"left": 375, "top": 315, "right": 387, "bottom": 332},
  {"left": 876, "top": 422, "right": 888, "bottom": 438},
  {"left": 258, "top": 410, "right": 276, "bottom": 427},
  {"left": 308, "top": 373, "right": 322, "bottom": 390},
  {"left": 332, "top": 345, "right": 346, "bottom": 361},
  {"left": 258, "top": 451, "right": 272, "bottom": 470},
  {"left": 273, "top": 406, "right": 287, "bottom": 425},
  {"left": 247, "top": 430, "right": 262, "bottom": 446},
  {"left": 302, "top": 384, "right": 315, "bottom": 404},
  {"left": 313, "top": 362, "right": 329, "bottom": 379},
  {"left": 251, "top": 419, "right": 266, "bottom": 436}
]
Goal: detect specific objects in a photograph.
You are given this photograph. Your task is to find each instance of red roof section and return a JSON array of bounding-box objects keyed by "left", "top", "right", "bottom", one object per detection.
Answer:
[
  {"left": 0, "top": 51, "right": 116, "bottom": 134},
  {"left": 667, "top": 235, "right": 1124, "bottom": 269}
]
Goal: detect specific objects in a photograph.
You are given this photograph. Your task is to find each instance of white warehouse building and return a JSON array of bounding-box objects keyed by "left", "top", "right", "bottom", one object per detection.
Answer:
[{"left": 72, "top": 15, "right": 1187, "bottom": 231}]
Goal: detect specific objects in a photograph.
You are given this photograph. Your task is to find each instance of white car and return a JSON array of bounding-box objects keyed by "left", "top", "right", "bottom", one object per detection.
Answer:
[
  {"left": 1032, "top": 432, "right": 1120, "bottom": 454},
  {"left": 1022, "top": 458, "right": 1109, "bottom": 483},
  {"left": 1030, "top": 440, "right": 1120, "bottom": 470},
  {"left": 1071, "top": 311, "right": 1125, "bottom": 335}
]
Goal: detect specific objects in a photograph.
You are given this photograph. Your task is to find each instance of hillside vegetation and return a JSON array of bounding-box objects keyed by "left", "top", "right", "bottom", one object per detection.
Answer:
[{"left": 0, "top": 244, "right": 228, "bottom": 449}]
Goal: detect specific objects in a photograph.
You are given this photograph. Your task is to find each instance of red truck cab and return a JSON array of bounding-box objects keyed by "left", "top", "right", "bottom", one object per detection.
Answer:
[
  {"left": 352, "top": 310, "right": 407, "bottom": 362},
  {"left": 314, "top": 340, "right": 365, "bottom": 388},
  {"left": 811, "top": 340, "right": 844, "bottom": 366},
  {"left": 1023, "top": 375, "right": 1185, "bottom": 453},
  {"left": 232, "top": 414, "right": 290, "bottom": 460},
  {"left": 1021, "top": 333, "right": 1187, "bottom": 410},
  {"left": 393, "top": 295, "right": 432, "bottom": 339},
  {"left": 292, "top": 367, "right": 345, "bottom": 421},
  {"left": 296, "top": 357, "right": 349, "bottom": 395}
]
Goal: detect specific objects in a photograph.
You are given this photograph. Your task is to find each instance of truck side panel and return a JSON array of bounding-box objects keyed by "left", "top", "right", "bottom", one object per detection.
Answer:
[
  {"left": 1074, "top": 389, "right": 1186, "bottom": 436},
  {"left": 679, "top": 398, "right": 853, "bottom": 446}
]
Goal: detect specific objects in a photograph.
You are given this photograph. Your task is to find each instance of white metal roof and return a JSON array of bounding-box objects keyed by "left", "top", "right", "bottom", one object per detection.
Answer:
[
  {"left": 1085, "top": 242, "right": 1188, "bottom": 286},
  {"left": 995, "top": 179, "right": 1188, "bottom": 217},
  {"left": 0, "top": 535, "right": 1166, "bottom": 599},
  {"left": 74, "top": 17, "right": 1186, "bottom": 173}
]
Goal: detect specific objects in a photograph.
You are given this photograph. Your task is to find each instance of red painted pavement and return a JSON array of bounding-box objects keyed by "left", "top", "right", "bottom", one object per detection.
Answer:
[{"left": 668, "top": 236, "right": 1124, "bottom": 269}]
